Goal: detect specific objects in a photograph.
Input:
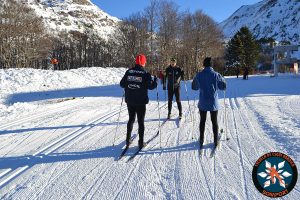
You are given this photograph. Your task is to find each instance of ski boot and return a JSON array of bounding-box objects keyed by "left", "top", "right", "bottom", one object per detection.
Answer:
[
  {"left": 167, "top": 113, "right": 171, "bottom": 120},
  {"left": 179, "top": 113, "right": 182, "bottom": 120},
  {"left": 138, "top": 142, "right": 147, "bottom": 149}
]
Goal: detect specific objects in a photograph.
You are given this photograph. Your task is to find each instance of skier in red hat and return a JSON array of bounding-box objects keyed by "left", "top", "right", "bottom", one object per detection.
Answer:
[{"left": 120, "top": 54, "right": 157, "bottom": 149}]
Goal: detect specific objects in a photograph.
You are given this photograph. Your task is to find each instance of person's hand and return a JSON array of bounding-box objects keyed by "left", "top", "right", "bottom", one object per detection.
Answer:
[{"left": 163, "top": 86, "right": 166, "bottom": 90}]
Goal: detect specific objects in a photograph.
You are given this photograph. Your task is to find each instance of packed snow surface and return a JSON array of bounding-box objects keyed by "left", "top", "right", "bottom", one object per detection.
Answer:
[{"left": 0, "top": 67, "right": 299, "bottom": 199}]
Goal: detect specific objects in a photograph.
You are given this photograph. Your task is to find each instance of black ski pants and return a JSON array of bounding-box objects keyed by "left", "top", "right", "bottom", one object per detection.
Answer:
[
  {"left": 199, "top": 110, "right": 218, "bottom": 145},
  {"left": 126, "top": 104, "right": 146, "bottom": 146},
  {"left": 168, "top": 87, "right": 182, "bottom": 115}
]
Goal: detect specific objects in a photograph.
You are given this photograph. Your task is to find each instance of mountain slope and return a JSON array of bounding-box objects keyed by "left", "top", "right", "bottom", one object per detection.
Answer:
[
  {"left": 24, "top": 0, "right": 120, "bottom": 40},
  {"left": 220, "top": 0, "right": 300, "bottom": 43}
]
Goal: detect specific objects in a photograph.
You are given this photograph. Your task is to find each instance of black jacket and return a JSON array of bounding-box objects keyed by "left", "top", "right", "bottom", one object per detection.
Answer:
[
  {"left": 120, "top": 65, "right": 157, "bottom": 105},
  {"left": 163, "top": 65, "right": 184, "bottom": 89}
]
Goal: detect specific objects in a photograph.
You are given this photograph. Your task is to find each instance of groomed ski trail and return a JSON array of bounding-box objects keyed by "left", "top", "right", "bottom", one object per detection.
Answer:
[{"left": 1, "top": 76, "right": 300, "bottom": 199}]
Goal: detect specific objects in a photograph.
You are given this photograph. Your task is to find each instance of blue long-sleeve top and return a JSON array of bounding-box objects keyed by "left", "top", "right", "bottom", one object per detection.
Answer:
[{"left": 192, "top": 67, "right": 226, "bottom": 111}]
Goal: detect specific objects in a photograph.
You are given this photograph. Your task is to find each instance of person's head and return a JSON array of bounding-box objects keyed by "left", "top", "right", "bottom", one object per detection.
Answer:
[
  {"left": 170, "top": 57, "right": 177, "bottom": 67},
  {"left": 203, "top": 57, "right": 212, "bottom": 67},
  {"left": 136, "top": 54, "right": 147, "bottom": 67}
]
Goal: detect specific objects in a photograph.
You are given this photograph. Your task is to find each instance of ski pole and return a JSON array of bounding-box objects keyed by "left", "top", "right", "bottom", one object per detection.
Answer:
[
  {"left": 164, "top": 88, "right": 167, "bottom": 103},
  {"left": 184, "top": 79, "right": 193, "bottom": 122},
  {"left": 156, "top": 78, "right": 162, "bottom": 148},
  {"left": 155, "top": 68, "right": 162, "bottom": 146},
  {"left": 161, "top": 71, "right": 167, "bottom": 102},
  {"left": 192, "top": 91, "right": 197, "bottom": 140},
  {"left": 224, "top": 90, "right": 229, "bottom": 141},
  {"left": 113, "top": 90, "right": 125, "bottom": 146}
]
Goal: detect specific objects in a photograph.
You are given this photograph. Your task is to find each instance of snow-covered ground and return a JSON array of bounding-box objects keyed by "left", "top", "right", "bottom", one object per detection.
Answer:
[{"left": 0, "top": 68, "right": 299, "bottom": 199}]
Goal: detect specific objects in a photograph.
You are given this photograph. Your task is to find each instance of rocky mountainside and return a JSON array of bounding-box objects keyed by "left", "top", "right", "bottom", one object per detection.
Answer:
[
  {"left": 22, "top": 0, "right": 120, "bottom": 40},
  {"left": 220, "top": 0, "right": 300, "bottom": 43}
]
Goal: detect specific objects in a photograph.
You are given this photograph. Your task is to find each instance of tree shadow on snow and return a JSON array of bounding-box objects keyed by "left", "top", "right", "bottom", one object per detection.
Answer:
[
  {"left": 0, "top": 118, "right": 164, "bottom": 136},
  {"left": 4, "top": 82, "right": 196, "bottom": 105},
  {"left": 0, "top": 140, "right": 210, "bottom": 170},
  {"left": 4, "top": 76, "right": 300, "bottom": 106}
]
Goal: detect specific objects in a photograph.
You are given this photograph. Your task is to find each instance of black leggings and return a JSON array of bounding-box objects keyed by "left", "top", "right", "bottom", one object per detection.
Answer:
[
  {"left": 127, "top": 104, "right": 146, "bottom": 145},
  {"left": 168, "top": 87, "right": 182, "bottom": 114},
  {"left": 199, "top": 110, "right": 218, "bottom": 145}
]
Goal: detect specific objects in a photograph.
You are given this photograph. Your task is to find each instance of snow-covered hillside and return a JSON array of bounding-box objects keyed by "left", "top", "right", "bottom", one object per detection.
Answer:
[
  {"left": 23, "top": 0, "right": 120, "bottom": 40},
  {"left": 0, "top": 68, "right": 299, "bottom": 199},
  {"left": 220, "top": 0, "right": 300, "bottom": 43}
]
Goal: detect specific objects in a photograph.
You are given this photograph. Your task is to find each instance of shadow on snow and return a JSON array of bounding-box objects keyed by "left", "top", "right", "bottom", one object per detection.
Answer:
[
  {"left": 0, "top": 140, "right": 211, "bottom": 170},
  {"left": 4, "top": 76, "right": 300, "bottom": 106},
  {"left": 0, "top": 118, "right": 163, "bottom": 135}
]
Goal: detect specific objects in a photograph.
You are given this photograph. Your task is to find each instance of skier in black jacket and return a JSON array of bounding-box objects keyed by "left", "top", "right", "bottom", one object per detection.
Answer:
[
  {"left": 163, "top": 57, "right": 184, "bottom": 119},
  {"left": 120, "top": 54, "right": 157, "bottom": 148}
]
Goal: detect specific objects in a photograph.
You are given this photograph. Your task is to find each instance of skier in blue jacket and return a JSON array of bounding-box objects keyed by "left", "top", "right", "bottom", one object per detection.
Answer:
[{"left": 192, "top": 57, "right": 226, "bottom": 148}]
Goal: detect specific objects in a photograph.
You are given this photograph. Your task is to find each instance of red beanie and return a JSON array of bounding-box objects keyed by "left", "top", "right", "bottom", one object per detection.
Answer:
[{"left": 136, "top": 54, "right": 146, "bottom": 66}]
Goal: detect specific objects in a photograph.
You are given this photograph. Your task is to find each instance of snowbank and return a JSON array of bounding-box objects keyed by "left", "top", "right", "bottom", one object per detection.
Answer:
[
  {"left": 0, "top": 67, "right": 126, "bottom": 121},
  {"left": 0, "top": 67, "right": 126, "bottom": 96}
]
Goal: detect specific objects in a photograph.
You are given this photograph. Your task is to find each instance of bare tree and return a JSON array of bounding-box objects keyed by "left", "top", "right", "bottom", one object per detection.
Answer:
[
  {"left": 144, "top": 0, "right": 159, "bottom": 71},
  {"left": 0, "top": 0, "right": 225, "bottom": 74},
  {"left": 157, "top": 0, "right": 180, "bottom": 66},
  {"left": 179, "top": 10, "right": 224, "bottom": 78},
  {"left": 0, "top": 0, "right": 52, "bottom": 69},
  {"left": 117, "top": 12, "right": 150, "bottom": 68}
]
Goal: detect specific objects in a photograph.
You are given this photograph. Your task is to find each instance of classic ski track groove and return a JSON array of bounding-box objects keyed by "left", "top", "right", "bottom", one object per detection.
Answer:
[
  {"left": 21, "top": 109, "right": 133, "bottom": 199},
  {"left": 113, "top": 108, "right": 187, "bottom": 199},
  {"left": 213, "top": 149, "right": 217, "bottom": 200},
  {"left": 82, "top": 126, "right": 154, "bottom": 199},
  {"left": 78, "top": 103, "right": 168, "bottom": 199},
  {"left": 237, "top": 98, "right": 275, "bottom": 152},
  {"left": 197, "top": 151, "right": 214, "bottom": 200},
  {"left": 212, "top": 105, "right": 225, "bottom": 200},
  {"left": 35, "top": 130, "right": 137, "bottom": 199},
  {"left": 0, "top": 100, "right": 87, "bottom": 152},
  {"left": 149, "top": 159, "right": 170, "bottom": 198},
  {"left": 28, "top": 123, "right": 145, "bottom": 198},
  {"left": 110, "top": 123, "right": 162, "bottom": 200},
  {"left": 234, "top": 88, "right": 275, "bottom": 151},
  {"left": 223, "top": 98, "right": 253, "bottom": 168},
  {"left": 111, "top": 161, "right": 140, "bottom": 200},
  {"left": 0, "top": 100, "right": 85, "bottom": 130},
  {"left": 173, "top": 115, "right": 184, "bottom": 199},
  {"left": 195, "top": 115, "right": 215, "bottom": 199},
  {"left": 0, "top": 106, "right": 126, "bottom": 190},
  {"left": 229, "top": 92, "right": 249, "bottom": 200}
]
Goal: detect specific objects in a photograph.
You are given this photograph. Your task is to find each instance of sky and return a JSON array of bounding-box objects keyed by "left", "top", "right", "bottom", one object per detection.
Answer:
[{"left": 91, "top": 0, "right": 262, "bottom": 23}]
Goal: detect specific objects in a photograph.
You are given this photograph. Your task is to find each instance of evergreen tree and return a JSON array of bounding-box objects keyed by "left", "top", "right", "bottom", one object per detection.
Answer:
[{"left": 225, "top": 26, "right": 259, "bottom": 71}]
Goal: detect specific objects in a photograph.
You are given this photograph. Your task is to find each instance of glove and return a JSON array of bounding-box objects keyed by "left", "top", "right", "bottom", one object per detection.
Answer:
[{"left": 163, "top": 86, "right": 166, "bottom": 90}]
